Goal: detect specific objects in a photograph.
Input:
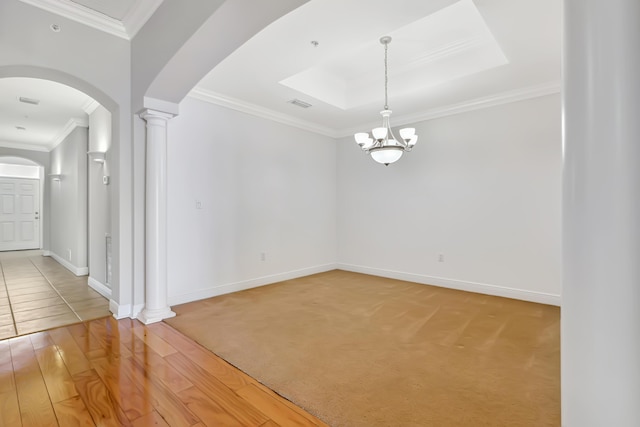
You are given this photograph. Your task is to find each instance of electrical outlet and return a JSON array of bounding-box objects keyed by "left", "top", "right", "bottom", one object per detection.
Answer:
[
  {"left": 67, "top": 249, "right": 72, "bottom": 261},
  {"left": 195, "top": 200, "right": 202, "bottom": 209},
  {"left": 260, "top": 252, "right": 266, "bottom": 262},
  {"left": 438, "top": 253, "right": 444, "bottom": 262}
]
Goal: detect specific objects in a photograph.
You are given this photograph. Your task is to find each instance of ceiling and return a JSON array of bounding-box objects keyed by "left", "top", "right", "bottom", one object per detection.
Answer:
[
  {"left": 1, "top": 0, "right": 561, "bottom": 151},
  {"left": 0, "top": 78, "right": 95, "bottom": 152},
  {"left": 70, "top": 0, "right": 138, "bottom": 20},
  {"left": 193, "top": 0, "right": 561, "bottom": 137},
  {"left": 0, "top": 0, "right": 160, "bottom": 152},
  {"left": 19, "top": 0, "right": 163, "bottom": 39}
]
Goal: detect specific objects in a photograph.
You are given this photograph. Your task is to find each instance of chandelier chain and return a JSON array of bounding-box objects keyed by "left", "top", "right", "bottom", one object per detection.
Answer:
[{"left": 384, "top": 41, "right": 389, "bottom": 110}]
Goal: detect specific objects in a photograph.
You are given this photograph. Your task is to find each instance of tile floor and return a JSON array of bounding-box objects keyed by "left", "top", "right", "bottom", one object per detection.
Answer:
[{"left": 0, "top": 250, "right": 110, "bottom": 340}]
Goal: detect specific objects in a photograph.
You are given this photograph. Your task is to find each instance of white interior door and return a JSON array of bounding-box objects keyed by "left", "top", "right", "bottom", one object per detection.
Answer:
[{"left": 0, "top": 178, "right": 40, "bottom": 251}]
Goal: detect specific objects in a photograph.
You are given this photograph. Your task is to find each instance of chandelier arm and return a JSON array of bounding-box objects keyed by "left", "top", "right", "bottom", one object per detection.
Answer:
[
  {"left": 387, "top": 129, "right": 408, "bottom": 149},
  {"left": 365, "top": 138, "right": 381, "bottom": 151}
]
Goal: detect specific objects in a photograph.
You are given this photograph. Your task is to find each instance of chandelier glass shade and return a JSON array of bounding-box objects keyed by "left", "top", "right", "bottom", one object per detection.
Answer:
[{"left": 354, "top": 36, "right": 418, "bottom": 165}]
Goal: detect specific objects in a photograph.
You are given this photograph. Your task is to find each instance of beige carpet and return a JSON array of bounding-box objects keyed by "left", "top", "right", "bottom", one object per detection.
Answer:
[{"left": 165, "top": 270, "right": 560, "bottom": 426}]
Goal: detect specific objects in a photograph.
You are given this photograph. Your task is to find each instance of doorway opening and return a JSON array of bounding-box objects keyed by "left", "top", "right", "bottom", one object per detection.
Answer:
[
  {"left": 0, "top": 76, "right": 113, "bottom": 335},
  {"left": 0, "top": 157, "right": 43, "bottom": 251}
]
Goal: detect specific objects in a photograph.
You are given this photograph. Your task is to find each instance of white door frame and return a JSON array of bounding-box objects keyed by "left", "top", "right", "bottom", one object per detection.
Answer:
[{"left": 0, "top": 176, "right": 41, "bottom": 251}]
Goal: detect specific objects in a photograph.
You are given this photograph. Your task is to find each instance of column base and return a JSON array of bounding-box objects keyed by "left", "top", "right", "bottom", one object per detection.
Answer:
[{"left": 137, "top": 306, "right": 176, "bottom": 324}]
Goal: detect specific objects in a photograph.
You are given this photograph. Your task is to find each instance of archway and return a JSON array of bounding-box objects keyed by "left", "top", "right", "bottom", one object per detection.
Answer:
[{"left": 0, "top": 67, "right": 121, "bottom": 314}]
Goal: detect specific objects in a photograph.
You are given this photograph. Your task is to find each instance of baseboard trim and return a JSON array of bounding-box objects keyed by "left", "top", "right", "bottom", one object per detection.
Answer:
[
  {"left": 131, "top": 303, "right": 145, "bottom": 319},
  {"left": 168, "top": 263, "right": 338, "bottom": 306},
  {"left": 42, "top": 250, "right": 51, "bottom": 256},
  {"left": 109, "top": 300, "right": 131, "bottom": 319},
  {"left": 87, "top": 277, "right": 111, "bottom": 299},
  {"left": 49, "top": 251, "right": 89, "bottom": 276},
  {"left": 336, "top": 263, "right": 561, "bottom": 306}
]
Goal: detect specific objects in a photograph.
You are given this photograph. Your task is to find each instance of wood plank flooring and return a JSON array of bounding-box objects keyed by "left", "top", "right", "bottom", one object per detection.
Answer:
[
  {"left": 0, "top": 316, "right": 328, "bottom": 427},
  {"left": 0, "top": 251, "right": 110, "bottom": 340}
]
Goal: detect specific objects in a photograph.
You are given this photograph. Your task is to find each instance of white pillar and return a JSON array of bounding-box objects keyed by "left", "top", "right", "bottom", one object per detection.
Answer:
[
  {"left": 138, "top": 109, "right": 176, "bottom": 324},
  {"left": 563, "top": 1, "right": 640, "bottom": 425}
]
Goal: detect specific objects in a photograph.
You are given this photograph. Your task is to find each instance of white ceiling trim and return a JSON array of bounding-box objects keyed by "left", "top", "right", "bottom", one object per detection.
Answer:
[
  {"left": 344, "top": 81, "right": 562, "bottom": 138},
  {"left": 188, "top": 87, "right": 339, "bottom": 138},
  {"left": 18, "top": 0, "right": 161, "bottom": 39},
  {"left": 408, "top": 38, "right": 483, "bottom": 69},
  {"left": 20, "top": 0, "right": 128, "bottom": 39},
  {"left": 0, "top": 140, "right": 50, "bottom": 152},
  {"left": 191, "top": 81, "right": 560, "bottom": 140},
  {"left": 121, "top": 0, "right": 163, "bottom": 38},
  {"left": 49, "top": 117, "right": 88, "bottom": 151}
]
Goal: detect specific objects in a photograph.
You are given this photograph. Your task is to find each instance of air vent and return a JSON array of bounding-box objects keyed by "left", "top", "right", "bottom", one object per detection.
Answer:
[
  {"left": 19, "top": 97, "right": 40, "bottom": 105},
  {"left": 15, "top": 126, "right": 26, "bottom": 131},
  {"left": 288, "top": 99, "right": 312, "bottom": 109}
]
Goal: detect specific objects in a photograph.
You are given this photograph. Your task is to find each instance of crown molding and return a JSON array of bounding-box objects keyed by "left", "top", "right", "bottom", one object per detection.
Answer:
[
  {"left": 18, "top": 0, "right": 162, "bottom": 40},
  {"left": 338, "top": 81, "right": 562, "bottom": 138},
  {"left": 20, "top": 0, "right": 128, "bottom": 39},
  {"left": 406, "top": 37, "right": 482, "bottom": 70},
  {"left": 190, "top": 82, "right": 560, "bottom": 140},
  {"left": 188, "top": 87, "right": 339, "bottom": 138},
  {"left": 49, "top": 117, "right": 88, "bottom": 150},
  {"left": 0, "top": 140, "right": 50, "bottom": 152},
  {"left": 121, "top": 0, "right": 163, "bottom": 38}
]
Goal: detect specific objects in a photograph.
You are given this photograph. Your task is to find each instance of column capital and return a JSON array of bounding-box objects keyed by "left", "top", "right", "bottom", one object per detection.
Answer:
[{"left": 138, "top": 108, "right": 176, "bottom": 122}]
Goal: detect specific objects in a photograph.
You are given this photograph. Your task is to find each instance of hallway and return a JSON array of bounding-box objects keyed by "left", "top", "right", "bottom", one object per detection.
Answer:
[{"left": 0, "top": 251, "right": 109, "bottom": 340}]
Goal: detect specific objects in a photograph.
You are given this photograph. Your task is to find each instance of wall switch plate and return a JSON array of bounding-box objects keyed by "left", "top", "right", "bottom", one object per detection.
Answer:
[
  {"left": 103, "top": 176, "right": 109, "bottom": 185},
  {"left": 196, "top": 200, "right": 202, "bottom": 209}
]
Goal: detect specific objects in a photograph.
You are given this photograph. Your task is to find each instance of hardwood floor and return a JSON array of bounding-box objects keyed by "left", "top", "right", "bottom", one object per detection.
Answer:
[
  {"left": 0, "top": 251, "right": 110, "bottom": 340},
  {"left": 0, "top": 316, "right": 327, "bottom": 427}
]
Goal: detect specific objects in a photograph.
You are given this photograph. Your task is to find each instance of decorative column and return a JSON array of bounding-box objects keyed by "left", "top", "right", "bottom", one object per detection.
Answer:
[
  {"left": 563, "top": 0, "right": 640, "bottom": 425},
  {"left": 138, "top": 109, "right": 176, "bottom": 324}
]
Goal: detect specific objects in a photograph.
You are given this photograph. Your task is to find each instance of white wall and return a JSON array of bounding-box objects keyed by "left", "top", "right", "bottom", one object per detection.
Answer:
[
  {"left": 1, "top": 0, "right": 311, "bottom": 319},
  {"left": 50, "top": 127, "right": 88, "bottom": 275},
  {"left": 0, "top": 0, "right": 132, "bottom": 313},
  {"left": 131, "top": 0, "right": 225, "bottom": 111},
  {"left": 88, "top": 106, "right": 112, "bottom": 293},
  {"left": 337, "top": 94, "right": 562, "bottom": 304},
  {"left": 130, "top": 0, "right": 308, "bottom": 316},
  {"left": 132, "top": 0, "right": 305, "bottom": 110},
  {"left": 166, "top": 97, "right": 337, "bottom": 304},
  {"left": 165, "top": 95, "right": 560, "bottom": 306}
]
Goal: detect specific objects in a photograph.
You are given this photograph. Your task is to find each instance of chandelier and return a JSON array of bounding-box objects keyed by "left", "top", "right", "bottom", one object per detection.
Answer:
[{"left": 354, "top": 36, "right": 417, "bottom": 165}]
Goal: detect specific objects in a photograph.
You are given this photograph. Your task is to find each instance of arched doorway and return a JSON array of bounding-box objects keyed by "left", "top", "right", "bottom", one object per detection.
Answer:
[{"left": 0, "top": 71, "right": 118, "bottom": 320}]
